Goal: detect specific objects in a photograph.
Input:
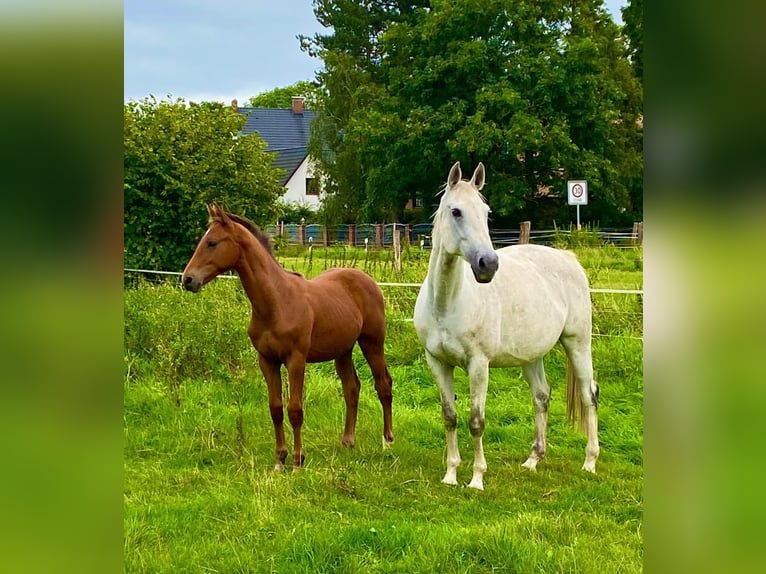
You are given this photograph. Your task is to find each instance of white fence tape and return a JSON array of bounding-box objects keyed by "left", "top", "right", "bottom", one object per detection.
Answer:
[{"left": 124, "top": 269, "right": 642, "bottom": 296}]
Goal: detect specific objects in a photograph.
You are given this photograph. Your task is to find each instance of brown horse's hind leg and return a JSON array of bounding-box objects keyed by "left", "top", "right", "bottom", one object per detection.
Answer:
[
  {"left": 258, "top": 354, "right": 288, "bottom": 471},
  {"left": 335, "top": 351, "right": 361, "bottom": 447},
  {"left": 359, "top": 335, "right": 394, "bottom": 446}
]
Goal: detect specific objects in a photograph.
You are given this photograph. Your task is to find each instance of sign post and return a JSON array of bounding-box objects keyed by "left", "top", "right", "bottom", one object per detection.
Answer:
[{"left": 567, "top": 180, "right": 588, "bottom": 230}]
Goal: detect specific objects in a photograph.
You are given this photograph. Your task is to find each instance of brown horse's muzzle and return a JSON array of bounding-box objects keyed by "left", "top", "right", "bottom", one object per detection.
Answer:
[{"left": 181, "top": 274, "right": 203, "bottom": 293}]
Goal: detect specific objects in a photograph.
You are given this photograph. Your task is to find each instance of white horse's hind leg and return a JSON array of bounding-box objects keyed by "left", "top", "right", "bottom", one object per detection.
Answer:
[
  {"left": 561, "top": 337, "right": 600, "bottom": 473},
  {"left": 425, "top": 352, "right": 460, "bottom": 485},
  {"left": 521, "top": 359, "right": 550, "bottom": 471},
  {"left": 580, "top": 376, "right": 600, "bottom": 473},
  {"left": 467, "top": 358, "right": 490, "bottom": 490}
]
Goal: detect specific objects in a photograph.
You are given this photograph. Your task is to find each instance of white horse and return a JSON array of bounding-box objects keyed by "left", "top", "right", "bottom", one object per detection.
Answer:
[{"left": 414, "top": 161, "right": 600, "bottom": 490}]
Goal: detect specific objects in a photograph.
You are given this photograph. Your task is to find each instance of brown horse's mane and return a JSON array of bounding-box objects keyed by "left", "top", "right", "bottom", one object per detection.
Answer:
[
  {"left": 208, "top": 208, "right": 272, "bottom": 253},
  {"left": 230, "top": 213, "right": 274, "bottom": 254},
  {"left": 211, "top": 208, "right": 303, "bottom": 277}
]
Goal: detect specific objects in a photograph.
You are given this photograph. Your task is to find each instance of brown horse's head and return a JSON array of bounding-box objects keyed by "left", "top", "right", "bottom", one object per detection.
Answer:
[{"left": 181, "top": 204, "right": 243, "bottom": 292}]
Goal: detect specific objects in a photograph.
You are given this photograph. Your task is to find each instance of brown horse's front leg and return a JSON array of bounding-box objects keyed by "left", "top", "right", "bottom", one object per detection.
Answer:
[
  {"left": 258, "top": 354, "right": 288, "bottom": 471},
  {"left": 285, "top": 354, "right": 307, "bottom": 469}
]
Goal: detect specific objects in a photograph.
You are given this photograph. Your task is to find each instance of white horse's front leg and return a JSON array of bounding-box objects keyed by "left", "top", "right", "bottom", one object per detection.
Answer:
[
  {"left": 425, "top": 352, "right": 460, "bottom": 485},
  {"left": 467, "top": 358, "right": 490, "bottom": 490}
]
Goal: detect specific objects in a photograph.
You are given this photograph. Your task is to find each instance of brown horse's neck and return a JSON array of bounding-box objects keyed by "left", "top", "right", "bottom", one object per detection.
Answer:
[{"left": 233, "top": 226, "right": 290, "bottom": 321}]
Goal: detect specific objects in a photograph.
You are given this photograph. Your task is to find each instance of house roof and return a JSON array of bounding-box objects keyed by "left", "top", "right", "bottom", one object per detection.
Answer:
[{"left": 238, "top": 106, "right": 316, "bottom": 185}]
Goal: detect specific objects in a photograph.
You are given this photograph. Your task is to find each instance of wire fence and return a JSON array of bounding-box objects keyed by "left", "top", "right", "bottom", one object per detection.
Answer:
[
  {"left": 266, "top": 223, "right": 643, "bottom": 249},
  {"left": 124, "top": 268, "right": 643, "bottom": 341}
]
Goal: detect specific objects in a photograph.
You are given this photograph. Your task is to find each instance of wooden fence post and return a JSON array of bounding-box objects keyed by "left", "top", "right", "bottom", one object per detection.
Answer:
[
  {"left": 519, "top": 221, "right": 531, "bottom": 244},
  {"left": 632, "top": 222, "right": 643, "bottom": 245},
  {"left": 348, "top": 224, "right": 356, "bottom": 247},
  {"left": 323, "top": 225, "right": 329, "bottom": 247},
  {"left": 299, "top": 220, "right": 306, "bottom": 245},
  {"left": 375, "top": 223, "right": 384, "bottom": 247},
  {"left": 393, "top": 226, "right": 401, "bottom": 272}
]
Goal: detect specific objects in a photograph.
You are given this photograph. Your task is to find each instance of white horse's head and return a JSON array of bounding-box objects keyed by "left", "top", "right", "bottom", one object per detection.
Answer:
[{"left": 435, "top": 161, "right": 499, "bottom": 283}]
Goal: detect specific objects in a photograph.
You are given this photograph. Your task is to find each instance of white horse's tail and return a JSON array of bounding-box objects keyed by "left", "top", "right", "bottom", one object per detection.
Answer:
[{"left": 566, "top": 357, "right": 588, "bottom": 434}]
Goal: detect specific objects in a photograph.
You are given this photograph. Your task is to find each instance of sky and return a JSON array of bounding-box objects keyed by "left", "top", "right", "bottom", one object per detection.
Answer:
[{"left": 124, "top": 0, "right": 628, "bottom": 105}]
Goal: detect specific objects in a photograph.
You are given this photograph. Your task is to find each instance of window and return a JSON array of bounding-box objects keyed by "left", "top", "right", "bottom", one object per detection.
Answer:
[{"left": 306, "top": 177, "right": 320, "bottom": 196}]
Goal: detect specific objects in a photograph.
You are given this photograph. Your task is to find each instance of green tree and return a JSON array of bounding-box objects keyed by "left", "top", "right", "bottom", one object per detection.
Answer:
[
  {"left": 302, "top": 0, "right": 642, "bottom": 226},
  {"left": 248, "top": 80, "right": 321, "bottom": 109},
  {"left": 622, "top": 0, "right": 643, "bottom": 82},
  {"left": 124, "top": 96, "right": 285, "bottom": 271},
  {"left": 301, "top": 0, "right": 430, "bottom": 223}
]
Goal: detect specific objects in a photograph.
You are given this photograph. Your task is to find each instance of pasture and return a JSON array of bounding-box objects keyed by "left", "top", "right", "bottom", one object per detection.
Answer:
[{"left": 124, "top": 245, "right": 643, "bottom": 573}]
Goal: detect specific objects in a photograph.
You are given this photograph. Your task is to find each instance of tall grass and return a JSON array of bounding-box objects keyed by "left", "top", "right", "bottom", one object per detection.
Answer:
[{"left": 124, "top": 246, "right": 643, "bottom": 573}]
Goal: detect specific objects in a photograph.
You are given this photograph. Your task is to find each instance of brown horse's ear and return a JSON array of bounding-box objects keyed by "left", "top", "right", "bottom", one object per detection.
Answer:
[
  {"left": 448, "top": 161, "right": 462, "bottom": 188},
  {"left": 471, "top": 162, "right": 486, "bottom": 191},
  {"left": 207, "top": 203, "right": 231, "bottom": 225}
]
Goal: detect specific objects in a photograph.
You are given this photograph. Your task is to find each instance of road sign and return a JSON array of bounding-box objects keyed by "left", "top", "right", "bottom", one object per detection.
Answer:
[{"left": 567, "top": 180, "right": 588, "bottom": 205}]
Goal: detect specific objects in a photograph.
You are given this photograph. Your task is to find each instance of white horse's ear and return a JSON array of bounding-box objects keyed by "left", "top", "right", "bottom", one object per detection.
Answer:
[
  {"left": 471, "top": 163, "right": 486, "bottom": 191},
  {"left": 448, "top": 161, "right": 462, "bottom": 187}
]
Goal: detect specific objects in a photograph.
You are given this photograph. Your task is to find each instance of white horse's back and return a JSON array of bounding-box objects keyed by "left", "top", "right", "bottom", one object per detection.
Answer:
[{"left": 489, "top": 243, "right": 591, "bottom": 366}]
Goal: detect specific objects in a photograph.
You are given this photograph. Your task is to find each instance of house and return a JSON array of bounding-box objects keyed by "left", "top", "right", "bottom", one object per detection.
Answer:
[{"left": 237, "top": 96, "right": 319, "bottom": 209}]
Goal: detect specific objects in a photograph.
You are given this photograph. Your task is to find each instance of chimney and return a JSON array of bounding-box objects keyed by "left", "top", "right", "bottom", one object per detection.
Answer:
[{"left": 291, "top": 96, "right": 304, "bottom": 115}]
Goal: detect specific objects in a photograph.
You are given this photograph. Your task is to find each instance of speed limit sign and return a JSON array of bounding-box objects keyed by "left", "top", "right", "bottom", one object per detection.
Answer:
[{"left": 567, "top": 180, "right": 588, "bottom": 205}]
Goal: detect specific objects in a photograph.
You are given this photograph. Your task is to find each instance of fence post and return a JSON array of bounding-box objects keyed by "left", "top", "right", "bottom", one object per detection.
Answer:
[
  {"left": 375, "top": 223, "right": 384, "bottom": 247},
  {"left": 323, "top": 225, "right": 329, "bottom": 247},
  {"left": 632, "top": 222, "right": 643, "bottom": 245},
  {"left": 519, "top": 220, "right": 531, "bottom": 244},
  {"left": 393, "top": 226, "right": 401, "bottom": 272},
  {"left": 348, "top": 224, "right": 356, "bottom": 247},
  {"left": 404, "top": 224, "right": 412, "bottom": 244},
  {"left": 299, "top": 219, "right": 306, "bottom": 245}
]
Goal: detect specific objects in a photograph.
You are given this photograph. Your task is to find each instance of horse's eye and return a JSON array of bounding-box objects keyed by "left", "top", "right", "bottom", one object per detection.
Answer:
[
  {"left": 451, "top": 208, "right": 462, "bottom": 218},
  {"left": 207, "top": 240, "right": 218, "bottom": 248}
]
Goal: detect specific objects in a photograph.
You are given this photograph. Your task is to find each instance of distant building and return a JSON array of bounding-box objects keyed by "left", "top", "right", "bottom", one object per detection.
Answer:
[{"left": 236, "top": 96, "right": 319, "bottom": 209}]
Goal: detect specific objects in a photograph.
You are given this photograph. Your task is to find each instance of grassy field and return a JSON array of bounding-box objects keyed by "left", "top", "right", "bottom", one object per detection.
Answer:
[{"left": 124, "top": 245, "right": 643, "bottom": 573}]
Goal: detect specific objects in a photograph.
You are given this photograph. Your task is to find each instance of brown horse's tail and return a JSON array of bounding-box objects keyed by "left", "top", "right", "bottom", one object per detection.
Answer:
[{"left": 566, "top": 357, "right": 588, "bottom": 434}]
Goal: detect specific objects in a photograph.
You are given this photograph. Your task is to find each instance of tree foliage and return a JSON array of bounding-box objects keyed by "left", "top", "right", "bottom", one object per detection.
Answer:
[
  {"left": 622, "top": 0, "right": 643, "bottom": 82},
  {"left": 248, "top": 80, "right": 321, "bottom": 109},
  {"left": 124, "top": 97, "right": 285, "bottom": 271},
  {"left": 302, "top": 0, "right": 642, "bottom": 226}
]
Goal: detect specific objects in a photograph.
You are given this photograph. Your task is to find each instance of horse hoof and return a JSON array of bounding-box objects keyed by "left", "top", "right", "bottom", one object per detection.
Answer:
[
  {"left": 521, "top": 458, "right": 538, "bottom": 471},
  {"left": 342, "top": 437, "right": 355, "bottom": 448},
  {"left": 273, "top": 463, "right": 285, "bottom": 473},
  {"left": 382, "top": 436, "right": 394, "bottom": 450},
  {"left": 467, "top": 479, "right": 485, "bottom": 491},
  {"left": 441, "top": 474, "right": 458, "bottom": 486},
  {"left": 582, "top": 463, "right": 597, "bottom": 474}
]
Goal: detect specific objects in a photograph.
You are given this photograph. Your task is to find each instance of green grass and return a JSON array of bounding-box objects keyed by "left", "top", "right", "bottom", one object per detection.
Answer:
[{"left": 124, "top": 246, "right": 643, "bottom": 573}]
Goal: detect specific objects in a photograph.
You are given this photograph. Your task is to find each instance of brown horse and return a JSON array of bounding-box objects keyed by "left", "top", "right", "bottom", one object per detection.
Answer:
[{"left": 182, "top": 204, "right": 394, "bottom": 470}]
